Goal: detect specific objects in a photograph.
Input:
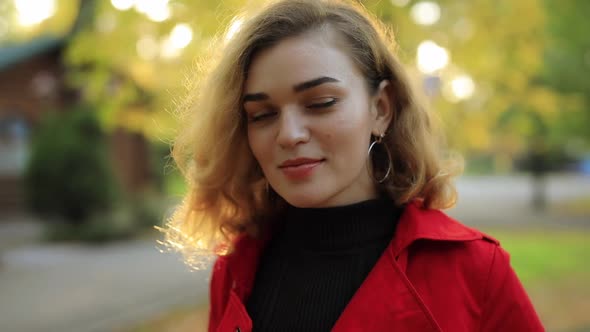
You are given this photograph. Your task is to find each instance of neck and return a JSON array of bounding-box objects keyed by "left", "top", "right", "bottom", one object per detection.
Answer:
[{"left": 275, "top": 197, "right": 402, "bottom": 253}]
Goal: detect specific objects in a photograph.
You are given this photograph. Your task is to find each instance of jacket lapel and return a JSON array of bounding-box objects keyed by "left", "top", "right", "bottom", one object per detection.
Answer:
[
  {"left": 225, "top": 232, "right": 269, "bottom": 301},
  {"left": 215, "top": 234, "right": 266, "bottom": 332},
  {"left": 216, "top": 290, "right": 253, "bottom": 332},
  {"left": 333, "top": 202, "right": 485, "bottom": 332},
  {"left": 332, "top": 246, "right": 442, "bottom": 332}
]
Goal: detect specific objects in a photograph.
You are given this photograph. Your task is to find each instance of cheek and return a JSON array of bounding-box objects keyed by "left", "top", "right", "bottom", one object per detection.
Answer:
[
  {"left": 321, "top": 104, "right": 372, "bottom": 161},
  {"left": 247, "top": 129, "right": 271, "bottom": 166},
  {"left": 330, "top": 102, "right": 372, "bottom": 142}
]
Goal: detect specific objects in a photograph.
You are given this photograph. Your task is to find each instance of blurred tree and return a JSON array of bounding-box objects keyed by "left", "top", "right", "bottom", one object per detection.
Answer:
[
  {"left": 43, "top": 0, "right": 589, "bottom": 174},
  {"left": 61, "top": 0, "right": 265, "bottom": 193},
  {"left": 25, "top": 104, "right": 118, "bottom": 225},
  {"left": 497, "top": 106, "right": 550, "bottom": 209},
  {"left": 366, "top": 0, "right": 585, "bottom": 172},
  {"left": 63, "top": 0, "right": 257, "bottom": 139},
  {"left": 0, "top": 0, "right": 79, "bottom": 45},
  {"left": 541, "top": 0, "right": 590, "bottom": 152}
]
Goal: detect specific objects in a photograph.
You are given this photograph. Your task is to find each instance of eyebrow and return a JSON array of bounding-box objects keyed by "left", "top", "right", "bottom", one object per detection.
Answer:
[
  {"left": 293, "top": 76, "right": 340, "bottom": 93},
  {"left": 243, "top": 76, "right": 340, "bottom": 103},
  {"left": 243, "top": 92, "right": 270, "bottom": 102}
]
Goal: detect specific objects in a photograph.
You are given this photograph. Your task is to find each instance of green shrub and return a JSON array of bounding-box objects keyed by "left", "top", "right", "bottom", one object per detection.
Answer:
[
  {"left": 149, "top": 142, "right": 173, "bottom": 194},
  {"left": 44, "top": 205, "right": 136, "bottom": 243},
  {"left": 25, "top": 104, "right": 119, "bottom": 225},
  {"left": 129, "top": 192, "right": 167, "bottom": 229}
]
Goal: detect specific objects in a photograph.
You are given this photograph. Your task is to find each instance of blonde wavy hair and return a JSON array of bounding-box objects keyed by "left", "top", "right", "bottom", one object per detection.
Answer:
[{"left": 161, "top": 0, "right": 462, "bottom": 262}]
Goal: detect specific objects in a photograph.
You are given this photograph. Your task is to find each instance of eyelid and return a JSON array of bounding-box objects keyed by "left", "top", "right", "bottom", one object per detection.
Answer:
[
  {"left": 244, "top": 102, "right": 273, "bottom": 115},
  {"left": 247, "top": 109, "right": 277, "bottom": 122},
  {"left": 313, "top": 96, "right": 335, "bottom": 102},
  {"left": 251, "top": 109, "right": 272, "bottom": 117},
  {"left": 307, "top": 97, "right": 338, "bottom": 108}
]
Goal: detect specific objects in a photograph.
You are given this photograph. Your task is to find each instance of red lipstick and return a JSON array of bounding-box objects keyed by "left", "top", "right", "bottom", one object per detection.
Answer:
[{"left": 279, "top": 158, "right": 323, "bottom": 180}]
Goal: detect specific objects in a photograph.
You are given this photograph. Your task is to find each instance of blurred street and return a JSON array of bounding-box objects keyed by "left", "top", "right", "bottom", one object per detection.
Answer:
[
  {"left": 449, "top": 174, "right": 590, "bottom": 228},
  {"left": 0, "top": 174, "right": 588, "bottom": 332},
  {"left": 0, "top": 236, "right": 210, "bottom": 332}
]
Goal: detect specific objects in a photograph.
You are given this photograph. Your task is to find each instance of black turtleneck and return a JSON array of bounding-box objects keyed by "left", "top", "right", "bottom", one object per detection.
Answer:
[{"left": 245, "top": 198, "right": 403, "bottom": 332}]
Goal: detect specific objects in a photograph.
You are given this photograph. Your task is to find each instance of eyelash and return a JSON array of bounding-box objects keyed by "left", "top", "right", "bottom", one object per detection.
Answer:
[
  {"left": 249, "top": 112, "right": 276, "bottom": 123},
  {"left": 307, "top": 98, "right": 338, "bottom": 109},
  {"left": 248, "top": 98, "right": 339, "bottom": 123}
]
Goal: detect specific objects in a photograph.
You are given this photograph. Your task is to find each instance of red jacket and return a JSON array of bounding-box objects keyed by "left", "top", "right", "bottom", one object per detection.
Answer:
[{"left": 208, "top": 202, "right": 544, "bottom": 331}]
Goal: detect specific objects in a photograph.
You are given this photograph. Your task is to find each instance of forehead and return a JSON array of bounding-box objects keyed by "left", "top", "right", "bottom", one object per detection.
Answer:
[{"left": 244, "top": 29, "right": 362, "bottom": 93}]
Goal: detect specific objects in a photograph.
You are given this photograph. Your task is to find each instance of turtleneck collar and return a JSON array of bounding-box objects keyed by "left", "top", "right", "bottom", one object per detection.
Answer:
[{"left": 275, "top": 197, "right": 403, "bottom": 253}]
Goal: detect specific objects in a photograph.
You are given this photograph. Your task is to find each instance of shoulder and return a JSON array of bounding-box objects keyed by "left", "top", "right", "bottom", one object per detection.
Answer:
[
  {"left": 399, "top": 205, "right": 506, "bottom": 300},
  {"left": 406, "top": 206, "right": 503, "bottom": 280},
  {"left": 403, "top": 211, "right": 541, "bottom": 329},
  {"left": 406, "top": 230, "right": 543, "bottom": 330},
  {"left": 395, "top": 201, "right": 500, "bottom": 256},
  {"left": 406, "top": 223, "right": 502, "bottom": 285},
  {"left": 209, "top": 256, "right": 233, "bottom": 303},
  {"left": 209, "top": 232, "right": 265, "bottom": 301}
]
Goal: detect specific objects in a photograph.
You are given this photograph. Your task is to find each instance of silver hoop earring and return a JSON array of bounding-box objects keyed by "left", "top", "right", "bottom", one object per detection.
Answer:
[{"left": 367, "top": 133, "right": 392, "bottom": 183}]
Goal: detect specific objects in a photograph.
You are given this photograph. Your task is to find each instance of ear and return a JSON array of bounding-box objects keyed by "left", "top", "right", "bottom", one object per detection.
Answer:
[{"left": 371, "top": 80, "right": 394, "bottom": 136}]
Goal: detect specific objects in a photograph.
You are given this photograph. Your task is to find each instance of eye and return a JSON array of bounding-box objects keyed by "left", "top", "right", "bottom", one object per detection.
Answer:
[
  {"left": 307, "top": 97, "right": 338, "bottom": 109},
  {"left": 248, "top": 110, "right": 277, "bottom": 122}
]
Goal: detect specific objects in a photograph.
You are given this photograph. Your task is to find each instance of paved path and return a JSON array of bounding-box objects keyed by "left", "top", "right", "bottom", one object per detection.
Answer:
[
  {"left": 0, "top": 239, "right": 211, "bottom": 332},
  {"left": 448, "top": 174, "right": 590, "bottom": 228}
]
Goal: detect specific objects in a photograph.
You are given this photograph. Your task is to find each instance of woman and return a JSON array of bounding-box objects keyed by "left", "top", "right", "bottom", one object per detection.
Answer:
[{"left": 163, "top": 0, "right": 544, "bottom": 331}]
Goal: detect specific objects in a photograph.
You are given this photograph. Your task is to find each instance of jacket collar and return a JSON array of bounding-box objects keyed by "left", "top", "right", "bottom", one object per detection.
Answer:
[
  {"left": 224, "top": 200, "right": 493, "bottom": 299},
  {"left": 224, "top": 231, "right": 267, "bottom": 300},
  {"left": 390, "top": 201, "right": 494, "bottom": 257}
]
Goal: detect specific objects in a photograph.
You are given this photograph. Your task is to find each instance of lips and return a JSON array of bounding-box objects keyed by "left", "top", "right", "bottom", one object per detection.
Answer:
[
  {"left": 279, "top": 158, "right": 323, "bottom": 168},
  {"left": 279, "top": 158, "right": 324, "bottom": 180}
]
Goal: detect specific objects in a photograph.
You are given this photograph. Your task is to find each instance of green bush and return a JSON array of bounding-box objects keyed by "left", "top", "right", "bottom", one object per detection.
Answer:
[
  {"left": 41, "top": 193, "right": 168, "bottom": 243},
  {"left": 129, "top": 192, "right": 167, "bottom": 229},
  {"left": 149, "top": 142, "right": 173, "bottom": 194},
  {"left": 43, "top": 205, "right": 136, "bottom": 243},
  {"left": 25, "top": 104, "right": 119, "bottom": 225}
]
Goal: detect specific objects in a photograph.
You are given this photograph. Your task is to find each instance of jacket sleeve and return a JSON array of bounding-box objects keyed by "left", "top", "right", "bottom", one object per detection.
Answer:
[
  {"left": 208, "top": 257, "right": 230, "bottom": 332},
  {"left": 479, "top": 245, "right": 545, "bottom": 332}
]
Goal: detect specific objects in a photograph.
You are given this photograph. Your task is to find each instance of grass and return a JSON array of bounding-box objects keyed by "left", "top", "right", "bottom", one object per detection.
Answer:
[
  {"left": 485, "top": 229, "right": 590, "bottom": 284},
  {"left": 125, "top": 229, "right": 590, "bottom": 332},
  {"left": 484, "top": 229, "right": 590, "bottom": 331}
]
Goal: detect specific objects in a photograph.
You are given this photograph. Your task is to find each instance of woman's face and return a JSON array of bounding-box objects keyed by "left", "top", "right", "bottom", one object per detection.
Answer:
[{"left": 244, "top": 30, "right": 391, "bottom": 208}]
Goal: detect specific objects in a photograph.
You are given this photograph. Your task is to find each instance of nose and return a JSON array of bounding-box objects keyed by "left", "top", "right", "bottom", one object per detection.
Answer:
[{"left": 276, "top": 107, "right": 309, "bottom": 149}]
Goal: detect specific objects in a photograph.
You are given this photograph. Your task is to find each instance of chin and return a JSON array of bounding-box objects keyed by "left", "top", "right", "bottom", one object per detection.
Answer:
[{"left": 278, "top": 190, "right": 331, "bottom": 208}]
